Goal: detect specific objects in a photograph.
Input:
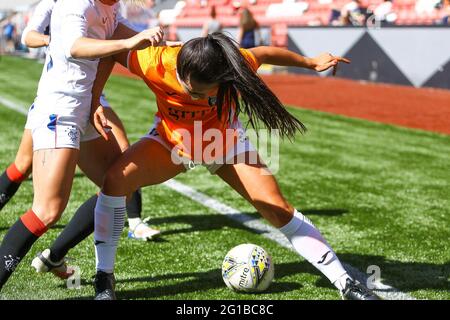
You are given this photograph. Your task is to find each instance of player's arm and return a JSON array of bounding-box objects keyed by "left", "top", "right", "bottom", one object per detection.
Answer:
[
  {"left": 92, "top": 56, "right": 115, "bottom": 111},
  {"left": 21, "top": 0, "right": 53, "bottom": 48},
  {"left": 89, "top": 20, "right": 146, "bottom": 135},
  {"left": 87, "top": 16, "right": 134, "bottom": 139},
  {"left": 90, "top": 56, "right": 115, "bottom": 140},
  {"left": 64, "top": 4, "right": 164, "bottom": 59},
  {"left": 249, "top": 46, "right": 350, "bottom": 75},
  {"left": 70, "top": 26, "right": 164, "bottom": 59},
  {"left": 22, "top": 30, "right": 49, "bottom": 48}
]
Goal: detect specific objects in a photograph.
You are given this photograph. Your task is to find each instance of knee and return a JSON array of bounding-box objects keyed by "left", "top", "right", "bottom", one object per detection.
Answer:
[
  {"left": 103, "top": 167, "right": 129, "bottom": 196},
  {"left": 253, "top": 196, "right": 294, "bottom": 228},
  {"left": 43, "top": 212, "right": 61, "bottom": 227},
  {"left": 253, "top": 194, "right": 293, "bottom": 214},
  {"left": 32, "top": 201, "right": 66, "bottom": 226},
  {"left": 14, "top": 156, "right": 32, "bottom": 177}
]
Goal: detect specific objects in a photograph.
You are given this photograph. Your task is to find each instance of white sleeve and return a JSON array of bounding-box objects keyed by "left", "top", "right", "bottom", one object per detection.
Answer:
[
  {"left": 60, "top": 1, "right": 91, "bottom": 58},
  {"left": 21, "top": 0, "right": 55, "bottom": 45}
]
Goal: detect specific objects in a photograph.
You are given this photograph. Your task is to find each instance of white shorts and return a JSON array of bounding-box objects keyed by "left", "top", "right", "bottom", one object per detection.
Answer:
[
  {"left": 25, "top": 94, "right": 111, "bottom": 150},
  {"left": 142, "top": 117, "right": 256, "bottom": 174}
]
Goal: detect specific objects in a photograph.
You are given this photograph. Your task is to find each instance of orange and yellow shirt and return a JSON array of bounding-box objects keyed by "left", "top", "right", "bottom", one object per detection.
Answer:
[{"left": 128, "top": 45, "right": 260, "bottom": 160}]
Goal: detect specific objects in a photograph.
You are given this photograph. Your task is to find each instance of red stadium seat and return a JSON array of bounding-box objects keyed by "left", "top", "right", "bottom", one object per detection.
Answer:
[
  {"left": 175, "top": 0, "right": 440, "bottom": 27},
  {"left": 209, "top": 0, "right": 231, "bottom": 6},
  {"left": 271, "top": 23, "right": 288, "bottom": 47}
]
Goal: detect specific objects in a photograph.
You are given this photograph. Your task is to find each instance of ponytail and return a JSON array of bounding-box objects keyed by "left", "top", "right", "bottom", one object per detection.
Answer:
[{"left": 177, "top": 32, "right": 306, "bottom": 139}]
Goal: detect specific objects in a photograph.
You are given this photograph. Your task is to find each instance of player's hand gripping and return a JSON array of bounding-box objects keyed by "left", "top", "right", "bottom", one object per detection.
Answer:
[
  {"left": 311, "top": 53, "right": 351, "bottom": 76},
  {"left": 124, "top": 26, "right": 164, "bottom": 51},
  {"left": 91, "top": 104, "right": 111, "bottom": 141}
]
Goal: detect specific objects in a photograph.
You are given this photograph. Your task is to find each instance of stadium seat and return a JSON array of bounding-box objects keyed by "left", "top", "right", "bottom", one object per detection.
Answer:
[
  {"left": 271, "top": 23, "right": 288, "bottom": 47},
  {"left": 174, "top": 0, "right": 445, "bottom": 28}
]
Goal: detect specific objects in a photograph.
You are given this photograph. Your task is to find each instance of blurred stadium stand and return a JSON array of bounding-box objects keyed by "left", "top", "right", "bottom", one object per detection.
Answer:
[
  {"left": 1, "top": 0, "right": 449, "bottom": 89},
  {"left": 171, "top": 0, "right": 448, "bottom": 28},
  {"left": 166, "top": 0, "right": 450, "bottom": 89}
]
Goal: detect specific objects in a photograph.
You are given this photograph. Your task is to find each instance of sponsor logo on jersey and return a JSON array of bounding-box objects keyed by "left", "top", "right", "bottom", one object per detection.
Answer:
[{"left": 167, "top": 106, "right": 217, "bottom": 121}]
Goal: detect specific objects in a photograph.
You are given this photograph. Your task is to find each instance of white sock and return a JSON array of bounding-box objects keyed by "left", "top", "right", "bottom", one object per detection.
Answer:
[
  {"left": 279, "top": 209, "right": 351, "bottom": 290},
  {"left": 94, "top": 192, "right": 126, "bottom": 273},
  {"left": 128, "top": 217, "right": 143, "bottom": 231}
]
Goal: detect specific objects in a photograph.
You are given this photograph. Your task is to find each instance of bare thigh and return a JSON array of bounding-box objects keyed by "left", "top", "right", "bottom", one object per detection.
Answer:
[
  {"left": 78, "top": 108, "right": 132, "bottom": 187},
  {"left": 216, "top": 152, "right": 294, "bottom": 228},
  {"left": 32, "top": 148, "right": 79, "bottom": 226},
  {"left": 102, "top": 138, "right": 186, "bottom": 197},
  {"left": 78, "top": 131, "right": 123, "bottom": 188}
]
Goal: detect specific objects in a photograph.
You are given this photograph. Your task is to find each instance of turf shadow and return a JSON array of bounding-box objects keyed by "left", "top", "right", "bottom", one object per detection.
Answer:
[
  {"left": 64, "top": 262, "right": 308, "bottom": 300},
  {"left": 147, "top": 209, "right": 347, "bottom": 238},
  {"left": 147, "top": 213, "right": 267, "bottom": 237},
  {"left": 265, "top": 255, "right": 449, "bottom": 296},
  {"left": 330, "top": 253, "right": 450, "bottom": 294},
  {"left": 64, "top": 254, "right": 449, "bottom": 300},
  {"left": 115, "top": 267, "right": 304, "bottom": 300}
]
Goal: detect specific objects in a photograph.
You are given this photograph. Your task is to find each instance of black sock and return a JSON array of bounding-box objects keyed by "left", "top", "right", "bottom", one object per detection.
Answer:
[
  {"left": 49, "top": 194, "right": 97, "bottom": 262},
  {"left": 126, "top": 189, "right": 142, "bottom": 219},
  {"left": 0, "top": 219, "right": 40, "bottom": 290},
  {"left": 0, "top": 170, "right": 22, "bottom": 211}
]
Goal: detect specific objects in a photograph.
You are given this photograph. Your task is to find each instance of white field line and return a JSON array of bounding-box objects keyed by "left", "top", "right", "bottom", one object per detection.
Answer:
[
  {"left": 1, "top": 96, "right": 415, "bottom": 300},
  {"left": 0, "top": 96, "right": 28, "bottom": 115},
  {"left": 163, "top": 179, "right": 416, "bottom": 300}
]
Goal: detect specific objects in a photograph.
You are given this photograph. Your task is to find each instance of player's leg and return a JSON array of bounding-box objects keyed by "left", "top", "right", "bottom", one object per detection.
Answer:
[
  {"left": 30, "top": 130, "right": 123, "bottom": 278},
  {"left": 215, "top": 152, "right": 379, "bottom": 300},
  {"left": 0, "top": 147, "right": 78, "bottom": 290},
  {"left": 104, "top": 107, "right": 160, "bottom": 241},
  {"left": 0, "top": 129, "right": 33, "bottom": 211},
  {"left": 94, "top": 137, "right": 185, "bottom": 299},
  {"left": 31, "top": 117, "right": 149, "bottom": 279}
]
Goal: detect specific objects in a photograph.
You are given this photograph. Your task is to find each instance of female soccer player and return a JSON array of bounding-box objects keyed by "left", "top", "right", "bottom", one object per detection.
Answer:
[
  {"left": 0, "top": 0, "right": 161, "bottom": 245},
  {"left": 90, "top": 32, "right": 380, "bottom": 300},
  {"left": 0, "top": 0, "right": 164, "bottom": 291}
]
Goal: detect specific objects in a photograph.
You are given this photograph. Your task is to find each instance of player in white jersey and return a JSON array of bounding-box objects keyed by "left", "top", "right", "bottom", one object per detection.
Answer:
[
  {"left": 0, "top": 0, "right": 161, "bottom": 250},
  {"left": 0, "top": 0, "right": 165, "bottom": 293}
]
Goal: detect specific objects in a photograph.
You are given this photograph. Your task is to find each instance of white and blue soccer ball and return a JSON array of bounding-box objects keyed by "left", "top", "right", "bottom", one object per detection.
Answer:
[{"left": 222, "top": 243, "right": 274, "bottom": 292}]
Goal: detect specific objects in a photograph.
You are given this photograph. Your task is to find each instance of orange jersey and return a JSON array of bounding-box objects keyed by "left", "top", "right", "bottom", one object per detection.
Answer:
[{"left": 128, "top": 45, "right": 260, "bottom": 161}]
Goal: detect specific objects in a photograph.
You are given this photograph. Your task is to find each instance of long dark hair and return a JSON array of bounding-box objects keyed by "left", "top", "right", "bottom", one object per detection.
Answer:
[{"left": 176, "top": 32, "right": 306, "bottom": 139}]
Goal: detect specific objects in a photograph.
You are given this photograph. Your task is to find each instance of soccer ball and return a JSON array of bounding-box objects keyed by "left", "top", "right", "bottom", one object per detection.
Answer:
[{"left": 222, "top": 243, "right": 274, "bottom": 292}]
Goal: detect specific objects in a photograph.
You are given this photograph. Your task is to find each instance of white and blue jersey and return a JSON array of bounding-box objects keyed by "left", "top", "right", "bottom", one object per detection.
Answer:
[{"left": 25, "top": 0, "right": 125, "bottom": 150}]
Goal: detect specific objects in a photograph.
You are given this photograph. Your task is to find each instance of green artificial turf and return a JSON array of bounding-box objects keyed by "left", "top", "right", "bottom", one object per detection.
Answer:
[{"left": 0, "top": 56, "right": 448, "bottom": 300}]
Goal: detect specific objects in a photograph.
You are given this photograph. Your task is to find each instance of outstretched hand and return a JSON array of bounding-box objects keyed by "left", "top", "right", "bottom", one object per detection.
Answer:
[
  {"left": 91, "top": 104, "right": 111, "bottom": 141},
  {"left": 312, "top": 53, "right": 351, "bottom": 76}
]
